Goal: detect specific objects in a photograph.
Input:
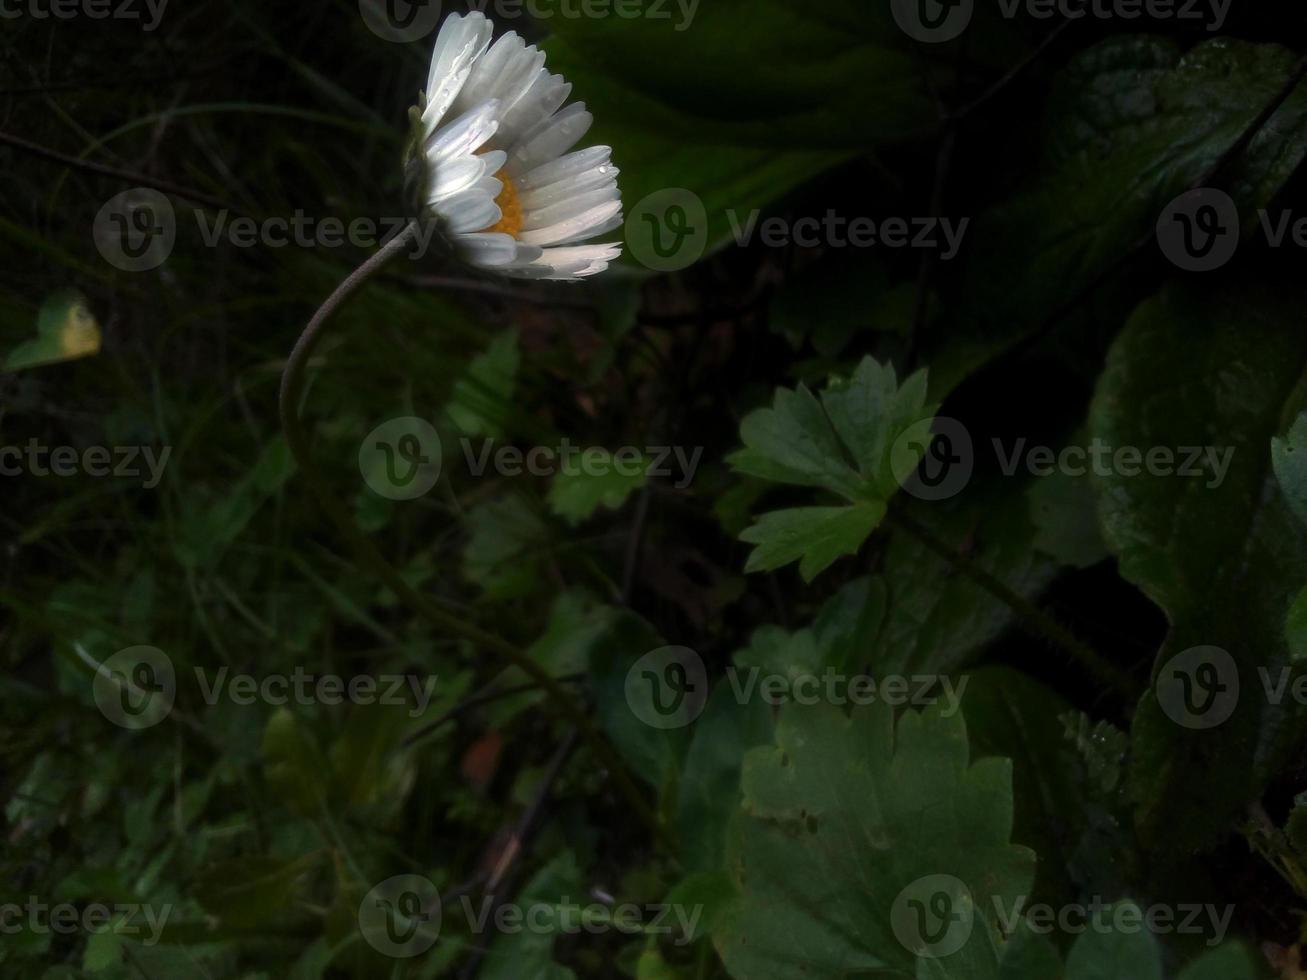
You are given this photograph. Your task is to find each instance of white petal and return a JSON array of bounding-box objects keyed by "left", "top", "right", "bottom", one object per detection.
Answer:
[
  {"left": 516, "top": 146, "right": 612, "bottom": 192},
  {"left": 427, "top": 154, "right": 489, "bottom": 205},
  {"left": 421, "top": 13, "right": 494, "bottom": 137},
  {"left": 518, "top": 200, "right": 622, "bottom": 247},
  {"left": 505, "top": 243, "right": 622, "bottom": 280},
  {"left": 521, "top": 185, "right": 621, "bottom": 232},
  {"left": 452, "top": 232, "right": 543, "bottom": 269},
  {"left": 494, "top": 72, "right": 572, "bottom": 151},
  {"left": 475, "top": 149, "right": 508, "bottom": 178},
  {"left": 451, "top": 34, "right": 544, "bottom": 120},
  {"left": 505, "top": 104, "right": 594, "bottom": 176},
  {"left": 424, "top": 100, "right": 501, "bottom": 166},
  {"left": 519, "top": 165, "right": 618, "bottom": 210},
  {"left": 441, "top": 192, "right": 502, "bottom": 234}
]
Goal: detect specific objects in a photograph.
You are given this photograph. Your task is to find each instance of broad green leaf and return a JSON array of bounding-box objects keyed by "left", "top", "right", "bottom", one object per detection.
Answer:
[
  {"left": 82, "top": 931, "right": 122, "bottom": 972},
  {"left": 934, "top": 37, "right": 1307, "bottom": 394},
  {"left": 1173, "top": 944, "right": 1262, "bottom": 980},
  {"left": 540, "top": 2, "right": 945, "bottom": 259},
  {"left": 674, "top": 680, "right": 773, "bottom": 872},
  {"left": 1289, "top": 586, "right": 1307, "bottom": 664},
  {"left": 1089, "top": 279, "right": 1307, "bottom": 854},
  {"left": 446, "top": 330, "right": 520, "bottom": 439},
  {"left": 462, "top": 494, "right": 552, "bottom": 599},
  {"left": 547, "top": 448, "right": 649, "bottom": 526},
  {"left": 589, "top": 610, "right": 689, "bottom": 792},
  {"left": 922, "top": 904, "right": 1259, "bottom": 980},
  {"left": 1062, "top": 908, "right": 1162, "bottom": 980},
  {"left": 715, "top": 701, "right": 1035, "bottom": 978},
  {"left": 1272, "top": 412, "right": 1307, "bottom": 529},
  {"left": 1028, "top": 462, "right": 1110, "bottom": 570}
]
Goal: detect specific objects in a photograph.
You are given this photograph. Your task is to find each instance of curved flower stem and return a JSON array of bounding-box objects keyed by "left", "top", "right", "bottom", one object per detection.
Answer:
[{"left": 278, "top": 221, "right": 665, "bottom": 845}]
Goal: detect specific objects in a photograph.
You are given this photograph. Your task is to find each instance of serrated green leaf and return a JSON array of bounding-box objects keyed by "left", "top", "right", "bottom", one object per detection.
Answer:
[
  {"left": 731, "top": 357, "right": 933, "bottom": 580},
  {"left": 446, "top": 330, "right": 520, "bottom": 439},
  {"left": 462, "top": 494, "right": 552, "bottom": 599},
  {"left": 547, "top": 449, "right": 649, "bottom": 526},
  {"left": 715, "top": 701, "right": 1035, "bottom": 979},
  {"left": 739, "top": 502, "right": 884, "bottom": 582}
]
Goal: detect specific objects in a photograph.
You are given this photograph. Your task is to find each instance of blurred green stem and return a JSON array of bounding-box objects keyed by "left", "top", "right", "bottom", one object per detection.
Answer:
[{"left": 278, "top": 222, "right": 664, "bottom": 845}]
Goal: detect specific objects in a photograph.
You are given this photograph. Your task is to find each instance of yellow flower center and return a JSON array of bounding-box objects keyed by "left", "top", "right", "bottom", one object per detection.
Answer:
[{"left": 482, "top": 169, "right": 523, "bottom": 238}]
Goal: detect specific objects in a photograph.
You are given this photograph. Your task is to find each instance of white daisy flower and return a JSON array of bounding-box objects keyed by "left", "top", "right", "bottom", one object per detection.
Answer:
[{"left": 404, "top": 12, "right": 623, "bottom": 281}]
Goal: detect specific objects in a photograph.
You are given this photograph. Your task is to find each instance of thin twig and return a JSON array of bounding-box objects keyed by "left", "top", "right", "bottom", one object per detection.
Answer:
[
  {"left": 401, "top": 673, "right": 585, "bottom": 749},
  {"left": 458, "top": 730, "right": 580, "bottom": 979}
]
